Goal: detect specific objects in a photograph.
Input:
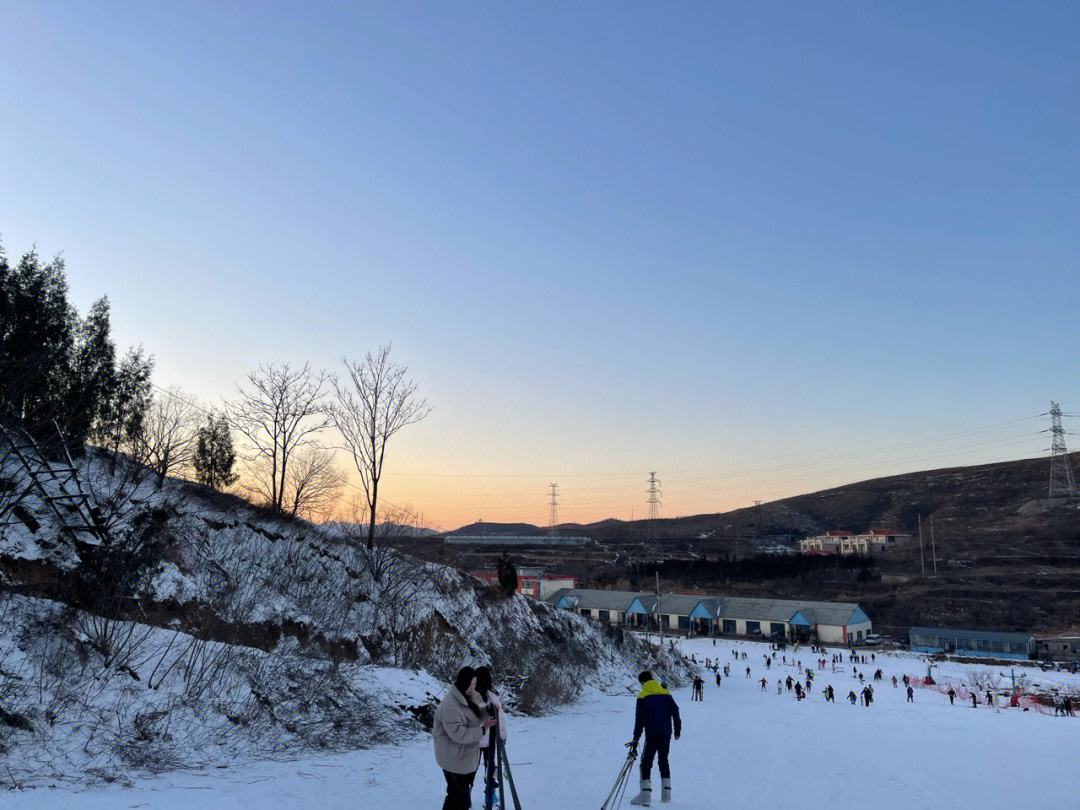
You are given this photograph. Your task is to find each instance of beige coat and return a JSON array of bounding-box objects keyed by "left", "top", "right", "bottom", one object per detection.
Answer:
[{"left": 433, "top": 686, "right": 487, "bottom": 775}]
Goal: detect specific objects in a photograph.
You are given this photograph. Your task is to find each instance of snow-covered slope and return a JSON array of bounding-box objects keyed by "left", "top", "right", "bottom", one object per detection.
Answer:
[
  {"left": 6, "top": 637, "right": 1077, "bottom": 808},
  {"left": 0, "top": 448, "right": 689, "bottom": 786}
]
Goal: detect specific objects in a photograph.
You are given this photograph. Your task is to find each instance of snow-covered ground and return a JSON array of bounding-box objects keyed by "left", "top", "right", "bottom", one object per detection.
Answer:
[{"left": 7, "top": 638, "right": 1077, "bottom": 809}]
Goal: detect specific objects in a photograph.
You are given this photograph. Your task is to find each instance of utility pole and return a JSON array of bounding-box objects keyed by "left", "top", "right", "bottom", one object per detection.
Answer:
[
  {"left": 930, "top": 514, "right": 938, "bottom": 577},
  {"left": 655, "top": 570, "right": 663, "bottom": 647},
  {"left": 646, "top": 472, "right": 662, "bottom": 541},
  {"left": 547, "top": 482, "right": 559, "bottom": 538},
  {"left": 918, "top": 514, "right": 926, "bottom": 578},
  {"left": 1047, "top": 401, "right": 1078, "bottom": 497}
]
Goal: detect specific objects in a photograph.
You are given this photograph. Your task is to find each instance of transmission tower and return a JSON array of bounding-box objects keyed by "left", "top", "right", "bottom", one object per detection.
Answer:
[
  {"left": 547, "top": 482, "right": 560, "bottom": 536},
  {"left": 1047, "top": 401, "right": 1077, "bottom": 497},
  {"left": 646, "top": 472, "right": 662, "bottom": 539}
]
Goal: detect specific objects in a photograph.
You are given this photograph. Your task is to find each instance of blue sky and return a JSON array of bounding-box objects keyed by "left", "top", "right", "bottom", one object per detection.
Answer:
[{"left": 2, "top": 2, "right": 1079, "bottom": 527}]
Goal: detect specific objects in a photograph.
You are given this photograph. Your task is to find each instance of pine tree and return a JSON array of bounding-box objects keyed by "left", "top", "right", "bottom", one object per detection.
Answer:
[
  {"left": 64, "top": 297, "right": 116, "bottom": 448},
  {"left": 194, "top": 414, "right": 238, "bottom": 490},
  {"left": 497, "top": 554, "right": 518, "bottom": 598},
  {"left": 94, "top": 346, "right": 154, "bottom": 469},
  {"left": 0, "top": 248, "right": 78, "bottom": 438}
]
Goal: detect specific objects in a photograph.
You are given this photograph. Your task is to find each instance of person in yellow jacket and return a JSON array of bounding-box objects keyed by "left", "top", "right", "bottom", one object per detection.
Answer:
[{"left": 628, "top": 671, "right": 681, "bottom": 806}]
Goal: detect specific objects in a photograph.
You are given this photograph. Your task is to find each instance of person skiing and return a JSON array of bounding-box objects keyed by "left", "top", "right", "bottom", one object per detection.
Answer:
[
  {"left": 715, "top": 671, "right": 721, "bottom": 688},
  {"left": 985, "top": 690, "right": 994, "bottom": 708},
  {"left": 776, "top": 680, "right": 783, "bottom": 694},
  {"left": 971, "top": 693, "right": 979, "bottom": 708},
  {"left": 847, "top": 690, "right": 858, "bottom": 705},
  {"left": 629, "top": 671, "right": 681, "bottom": 806},
  {"left": 892, "top": 675, "right": 898, "bottom": 688},
  {"left": 759, "top": 677, "right": 768, "bottom": 692},
  {"left": 745, "top": 666, "right": 751, "bottom": 678},
  {"left": 825, "top": 684, "right": 835, "bottom": 703},
  {"left": 433, "top": 667, "right": 498, "bottom": 810},
  {"left": 474, "top": 667, "right": 508, "bottom": 810},
  {"left": 947, "top": 688, "right": 956, "bottom": 706},
  {"left": 906, "top": 685, "right": 914, "bottom": 703}
]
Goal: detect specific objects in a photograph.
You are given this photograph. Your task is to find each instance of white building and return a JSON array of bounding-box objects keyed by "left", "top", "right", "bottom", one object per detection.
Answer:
[
  {"left": 548, "top": 589, "right": 873, "bottom": 645},
  {"left": 800, "top": 529, "right": 912, "bottom": 556}
]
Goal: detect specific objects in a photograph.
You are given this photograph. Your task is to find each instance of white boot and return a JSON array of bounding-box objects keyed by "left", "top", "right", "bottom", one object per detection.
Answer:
[
  {"left": 629, "top": 779, "right": 652, "bottom": 806},
  {"left": 661, "top": 778, "right": 672, "bottom": 803}
]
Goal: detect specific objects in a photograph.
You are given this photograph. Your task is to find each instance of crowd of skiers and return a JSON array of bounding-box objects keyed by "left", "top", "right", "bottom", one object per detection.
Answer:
[{"left": 435, "top": 645, "right": 1076, "bottom": 808}]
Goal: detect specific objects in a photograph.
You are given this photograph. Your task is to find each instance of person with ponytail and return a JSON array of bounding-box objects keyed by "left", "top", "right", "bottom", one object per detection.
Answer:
[{"left": 433, "top": 666, "right": 497, "bottom": 810}]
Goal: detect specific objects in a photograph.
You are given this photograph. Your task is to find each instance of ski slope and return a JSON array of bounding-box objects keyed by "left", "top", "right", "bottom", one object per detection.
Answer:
[{"left": 7, "top": 638, "right": 1077, "bottom": 809}]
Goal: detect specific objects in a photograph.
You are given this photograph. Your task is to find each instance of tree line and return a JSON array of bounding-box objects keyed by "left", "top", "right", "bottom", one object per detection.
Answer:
[{"left": 0, "top": 241, "right": 429, "bottom": 542}]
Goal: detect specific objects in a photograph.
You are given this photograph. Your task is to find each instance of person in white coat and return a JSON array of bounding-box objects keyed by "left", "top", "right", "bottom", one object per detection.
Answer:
[
  {"left": 433, "top": 667, "right": 497, "bottom": 810},
  {"left": 474, "top": 666, "right": 509, "bottom": 810}
]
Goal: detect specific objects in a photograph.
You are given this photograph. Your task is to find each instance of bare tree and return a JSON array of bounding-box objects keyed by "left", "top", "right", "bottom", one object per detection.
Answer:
[
  {"left": 226, "top": 363, "right": 330, "bottom": 512},
  {"left": 137, "top": 386, "right": 200, "bottom": 488},
  {"left": 284, "top": 445, "right": 345, "bottom": 520},
  {"left": 331, "top": 346, "right": 431, "bottom": 552}
]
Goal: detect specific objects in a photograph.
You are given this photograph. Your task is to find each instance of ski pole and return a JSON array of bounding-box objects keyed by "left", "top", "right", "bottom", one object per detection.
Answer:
[{"left": 601, "top": 743, "right": 637, "bottom": 810}]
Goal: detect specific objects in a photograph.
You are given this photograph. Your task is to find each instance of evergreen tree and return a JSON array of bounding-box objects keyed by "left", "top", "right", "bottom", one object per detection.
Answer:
[
  {"left": 497, "top": 554, "right": 518, "bottom": 597},
  {"left": 193, "top": 414, "right": 238, "bottom": 490},
  {"left": 64, "top": 297, "right": 116, "bottom": 448},
  {"left": 0, "top": 248, "right": 78, "bottom": 437},
  {"left": 94, "top": 346, "right": 154, "bottom": 469}
]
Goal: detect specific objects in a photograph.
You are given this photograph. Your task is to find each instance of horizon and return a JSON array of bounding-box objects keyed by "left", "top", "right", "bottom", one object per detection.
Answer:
[{"left": 3, "top": 2, "right": 1079, "bottom": 528}]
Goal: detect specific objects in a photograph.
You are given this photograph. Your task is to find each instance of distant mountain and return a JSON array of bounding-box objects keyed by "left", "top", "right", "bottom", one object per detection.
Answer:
[
  {"left": 445, "top": 521, "right": 545, "bottom": 536},
  {"left": 450, "top": 452, "right": 1080, "bottom": 546},
  {"left": 443, "top": 453, "right": 1080, "bottom": 632}
]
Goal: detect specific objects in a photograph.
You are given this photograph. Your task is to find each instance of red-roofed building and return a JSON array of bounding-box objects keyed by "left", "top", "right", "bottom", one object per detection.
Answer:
[{"left": 472, "top": 567, "right": 577, "bottom": 599}]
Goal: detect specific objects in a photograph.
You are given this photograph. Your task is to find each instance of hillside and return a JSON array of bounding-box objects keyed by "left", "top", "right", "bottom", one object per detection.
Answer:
[
  {"left": 435, "top": 453, "right": 1080, "bottom": 633},
  {"left": 0, "top": 440, "right": 689, "bottom": 787}
]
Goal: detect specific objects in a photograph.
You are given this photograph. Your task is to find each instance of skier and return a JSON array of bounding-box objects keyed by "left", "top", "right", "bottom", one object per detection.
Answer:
[
  {"left": 474, "top": 667, "right": 508, "bottom": 810},
  {"left": 985, "top": 690, "right": 994, "bottom": 708},
  {"left": 629, "top": 671, "right": 681, "bottom": 806},
  {"left": 776, "top": 680, "right": 783, "bottom": 695},
  {"left": 795, "top": 682, "right": 804, "bottom": 701},
  {"left": 825, "top": 684, "right": 835, "bottom": 703},
  {"left": 906, "top": 685, "right": 914, "bottom": 703},
  {"left": 745, "top": 666, "right": 751, "bottom": 678},
  {"left": 759, "top": 677, "right": 768, "bottom": 692},
  {"left": 892, "top": 675, "right": 898, "bottom": 689},
  {"left": 433, "top": 667, "right": 498, "bottom": 810},
  {"left": 847, "top": 690, "right": 858, "bottom": 705},
  {"left": 947, "top": 688, "right": 956, "bottom": 706},
  {"left": 971, "top": 693, "right": 979, "bottom": 708},
  {"left": 715, "top": 671, "right": 721, "bottom": 688}
]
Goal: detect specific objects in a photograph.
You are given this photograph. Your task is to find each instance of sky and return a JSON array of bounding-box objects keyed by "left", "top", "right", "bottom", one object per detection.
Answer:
[{"left": 2, "top": 1, "right": 1079, "bottom": 530}]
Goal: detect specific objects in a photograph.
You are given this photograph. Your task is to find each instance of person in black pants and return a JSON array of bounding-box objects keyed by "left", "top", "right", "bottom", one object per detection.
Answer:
[{"left": 629, "top": 671, "right": 681, "bottom": 806}]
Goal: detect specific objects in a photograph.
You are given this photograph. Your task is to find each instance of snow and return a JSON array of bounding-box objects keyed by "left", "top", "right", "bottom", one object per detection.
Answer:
[{"left": 7, "top": 637, "right": 1076, "bottom": 809}]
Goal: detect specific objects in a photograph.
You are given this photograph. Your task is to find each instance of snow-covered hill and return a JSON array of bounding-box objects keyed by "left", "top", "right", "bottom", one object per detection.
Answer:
[{"left": 0, "top": 445, "right": 689, "bottom": 787}]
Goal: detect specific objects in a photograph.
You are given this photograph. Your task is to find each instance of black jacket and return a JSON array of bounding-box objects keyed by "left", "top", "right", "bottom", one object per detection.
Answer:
[{"left": 632, "top": 680, "right": 681, "bottom": 742}]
